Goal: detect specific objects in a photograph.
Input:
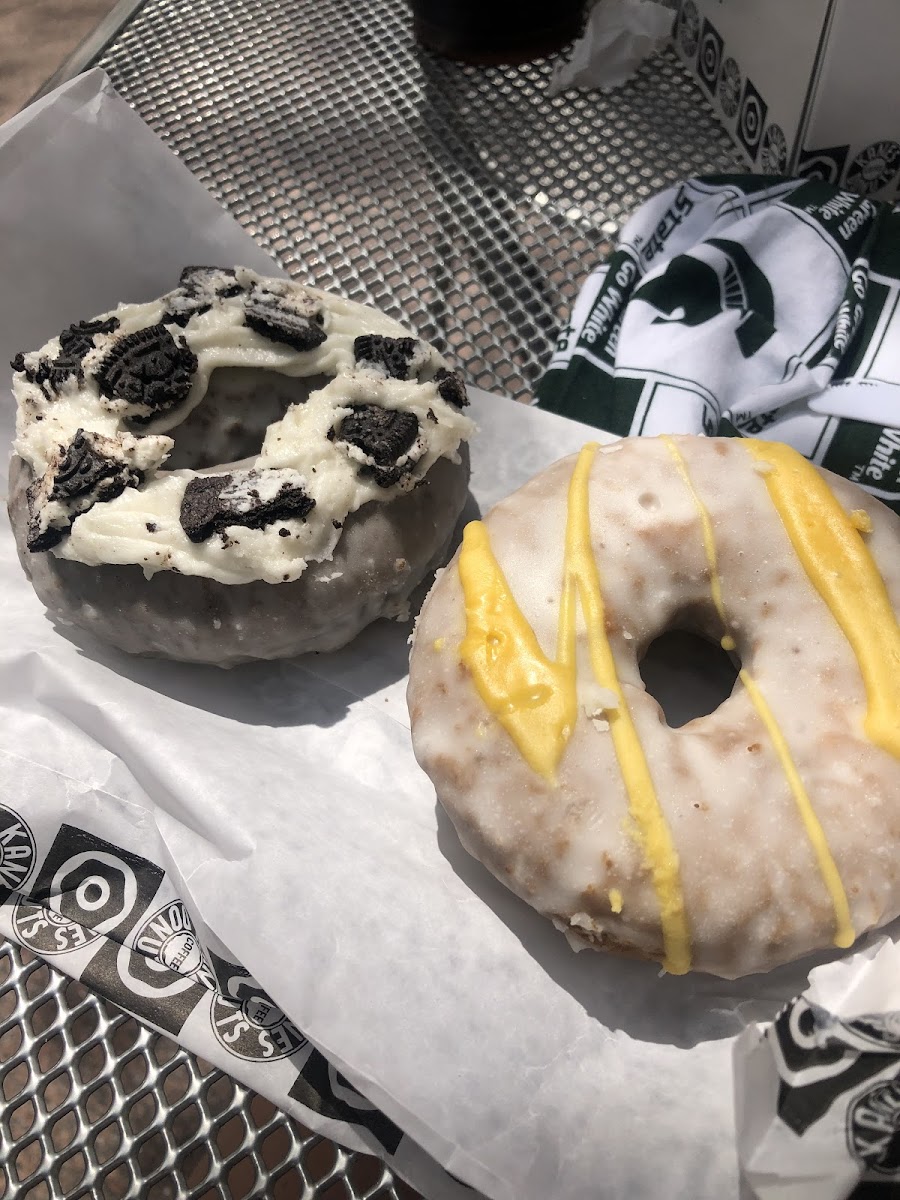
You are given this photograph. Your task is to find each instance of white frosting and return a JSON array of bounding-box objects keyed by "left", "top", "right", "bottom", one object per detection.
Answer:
[{"left": 13, "top": 268, "right": 474, "bottom": 585}]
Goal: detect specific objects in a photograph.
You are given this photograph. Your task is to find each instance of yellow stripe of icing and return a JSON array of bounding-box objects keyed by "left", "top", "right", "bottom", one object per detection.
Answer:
[
  {"left": 458, "top": 445, "right": 691, "bottom": 973},
  {"left": 663, "top": 436, "right": 854, "bottom": 950},
  {"left": 745, "top": 439, "right": 900, "bottom": 760},
  {"left": 565, "top": 445, "right": 691, "bottom": 975},
  {"left": 737, "top": 671, "right": 854, "bottom": 948},
  {"left": 458, "top": 522, "right": 577, "bottom": 782}
]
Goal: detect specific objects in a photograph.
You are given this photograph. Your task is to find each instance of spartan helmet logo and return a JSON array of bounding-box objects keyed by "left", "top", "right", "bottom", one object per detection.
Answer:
[{"left": 635, "top": 238, "right": 776, "bottom": 359}]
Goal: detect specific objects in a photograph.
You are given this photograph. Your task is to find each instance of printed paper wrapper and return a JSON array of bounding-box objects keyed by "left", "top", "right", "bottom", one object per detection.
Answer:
[
  {"left": 735, "top": 938, "right": 900, "bottom": 1198},
  {"left": 1, "top": 70, "right": 898, "bottom": 1200}
]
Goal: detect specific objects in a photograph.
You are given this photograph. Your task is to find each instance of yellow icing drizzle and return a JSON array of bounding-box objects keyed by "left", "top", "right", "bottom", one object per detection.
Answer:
[
  {"left": 458, "top": 445, "right": 691, "bottom": 974},
  {"left": 608, "top": 888, "right": 623, "bottom": 913},
  {"left": 564, "top": 445, "right": 690, "bottom": 975},
  {"left": 458, "top": 522, "right": 577, "bottom": 782},
  {"left": 663, "top": 437, "right": 854, "bottom": 950},
  {"left": 745, "top": 439, "right": 900, "bottom": 760},
  {"left": 738, "top": 671, "right": 854, "bottom": 948}
]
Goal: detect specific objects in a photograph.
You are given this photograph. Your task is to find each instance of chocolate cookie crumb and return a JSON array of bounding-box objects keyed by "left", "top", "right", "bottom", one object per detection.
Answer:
[
  {"left": 337, "top": 404, "right": 420, "bottom": 489},
  {"left": 58, "top": 317, "right": 120, "bottom": 361},
  {"left": 97, "top": 324, "right": 197, "bottom": 418},
  {"left": 180, "top": 471, "right": 316, "bottom": 543},
  {"left": 146, "top": 522, "right": 158, "bottom": 533},
  {"left": 353, "top": 334, "right": 419, "bottom": 380},
  {"left": 25, "top": 429, "right": 144, "bottom": 552},
  {"left": 243, "top": 285, "right": 327, "bottom": 352},
  {"left": 434, "top": 367, "right": 469, "bottom": 408},
  {"left": 166, "top": 267, "right": 245, "bottom": 326}
]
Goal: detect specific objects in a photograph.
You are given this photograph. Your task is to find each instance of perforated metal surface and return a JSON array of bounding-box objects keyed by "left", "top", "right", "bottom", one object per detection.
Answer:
[
  {"left": 0, "top": 942, "right": 417, "bottom": 1199},
  {"left": 95, "top": 0, "right": 743, "bottom": 402},
  {"left": 2, "top": 2, "right": 747, "bottom": 1196}
]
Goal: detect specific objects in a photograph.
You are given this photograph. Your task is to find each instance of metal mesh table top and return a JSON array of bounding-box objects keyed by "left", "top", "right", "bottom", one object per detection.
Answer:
[{"left": 1, "top": 1, "right": 746, "bottom": 1196}]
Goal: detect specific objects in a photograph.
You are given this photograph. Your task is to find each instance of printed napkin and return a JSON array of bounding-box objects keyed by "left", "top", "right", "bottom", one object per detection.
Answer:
[{"left": 536, "top": 175, "right": 900, "bottom": 512}]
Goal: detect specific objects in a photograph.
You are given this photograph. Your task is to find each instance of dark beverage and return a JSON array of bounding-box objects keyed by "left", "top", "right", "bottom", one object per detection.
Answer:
[{"left": 410, "top": 0, "right": 585, "bottom": 65}]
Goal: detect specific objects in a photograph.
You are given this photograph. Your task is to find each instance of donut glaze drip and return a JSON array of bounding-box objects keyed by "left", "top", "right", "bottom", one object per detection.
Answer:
[
  {"left": 564, "top": 446, "right": 690, "bottom": 975},
  {"left": 745, "top": 440, "right": 900, "bottom": 761},
  {"left": 459, "top": 444, "right": 691, "bottom": 975},
  {"left": 664, "top": 437, "right": 855, "bottom": 951},
  {"left": 458, "top": 521, "right": 577, "bottom": 782}
]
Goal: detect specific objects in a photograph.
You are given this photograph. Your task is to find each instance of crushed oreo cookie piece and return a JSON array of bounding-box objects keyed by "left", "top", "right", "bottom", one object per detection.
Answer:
[
  {"left": 179, "top": 266, "right": 243, "bottom": 298},
  {"left": 58, "top": 317, "right": 120, "bottom": 361},
  {"left": 50, "top": 430, "right": 123, "bottom": 502},
  {"left": 166, "top": 267, "right": 245, "bottom": 326},
  {"left": 96, "top": 324, "right": 197, "bottom": 418},
  {"left": 25, "top": 429, "right": 144, "bottom": 552},
  {"left": 433, "top": 367, "right": 469, "bottom": 408},
  {"left": 180, "top": 470, "right": 316, "bottom": 543},
  {"left": 12, "top": 350, "right": 81, "bottom": 395},
  {"left": 336, "top": 404, "right": 419, "bottom": 488},
  {"left": 12, "top": 318, "right": 123, "bottom": 399},
  {"left": 243, "top": 285, "right": 327, "bottom": 352},
  {"left": 353, "top": 334, "right": 421, "bottom": 380}
]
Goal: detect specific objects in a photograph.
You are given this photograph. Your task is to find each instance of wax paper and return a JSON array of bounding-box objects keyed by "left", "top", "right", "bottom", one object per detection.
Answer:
[{"left": 1, "top": 69, "right": 897, "bottom": 1200}]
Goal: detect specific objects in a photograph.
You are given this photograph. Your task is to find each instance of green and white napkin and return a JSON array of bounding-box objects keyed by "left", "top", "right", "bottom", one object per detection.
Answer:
[{"left": 536, "top": 175, "right": 900, "bottom": 512}]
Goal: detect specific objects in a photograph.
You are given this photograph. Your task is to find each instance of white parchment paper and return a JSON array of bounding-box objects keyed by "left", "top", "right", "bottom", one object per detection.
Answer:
[{"left": 2, "top": 69, "right": 897, "bottom": 1200}]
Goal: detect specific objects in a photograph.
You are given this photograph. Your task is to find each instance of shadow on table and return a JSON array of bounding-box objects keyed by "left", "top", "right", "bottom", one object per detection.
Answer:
[{"left": 435, "top": 805, "right": 894, "bottom": 1049}]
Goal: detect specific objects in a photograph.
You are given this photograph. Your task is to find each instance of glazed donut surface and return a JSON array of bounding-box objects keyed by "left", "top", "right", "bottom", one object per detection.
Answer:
[
  {"left": 9, "top": 267, "right": 474, "bottom": 663},
  {"left": 407, "top": 436, "right": 900, "bottom": 978}
]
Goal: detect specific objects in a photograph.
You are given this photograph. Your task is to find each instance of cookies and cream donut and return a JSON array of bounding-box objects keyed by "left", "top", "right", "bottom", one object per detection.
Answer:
[
  {"left": 9, "top": 267, "right": 474, "bottom": 664},
  {"left": 407, "top": 436, "right": 900, "bottom": 978}
]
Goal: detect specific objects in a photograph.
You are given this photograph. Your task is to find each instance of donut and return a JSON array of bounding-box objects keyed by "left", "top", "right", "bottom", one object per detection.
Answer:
[
  {"left": 407, "top": 436, "right": 900, "bottom": 978},
  {"left": 8, "top": 267, "right": 474, "bottom": 665}
]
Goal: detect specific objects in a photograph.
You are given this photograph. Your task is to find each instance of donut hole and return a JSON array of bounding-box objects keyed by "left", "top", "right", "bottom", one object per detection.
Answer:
[
  {"left": 159, "top": 367, "right": 331, "bottom": 470},
  {"left": 639, "top": 629, "right": 740, "bottom": 728}
]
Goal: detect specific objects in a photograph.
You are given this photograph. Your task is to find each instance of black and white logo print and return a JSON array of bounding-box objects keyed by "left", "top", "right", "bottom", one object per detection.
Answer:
[
  {"left": 797, "top": 144, "right": 850, "bottom": 184},
  {"left": 847, "top": 1077, "right": 900, "bottom": 1176},
  {"left": 772, "top": 998, "right": 899, "bottom": 1137},
  {"left": 78, "top": 899, "right": 217, "bottom": 1037},
  {"left": 290, "top": 1049, "right": 403, "bottom": 1155},
  {"left": 847, "top": 141, "right": 900, "bottom": 196},
  {"left": 736, "top": 78, "right": 768, "bottom": 162},
  {"left": 14, "top": 824, "right": 163, "bottom": 957},
  {"left": 636, "top": 238, "right": 775, "bottom": 359},
  {"left": 677, "top": 0, "right": 700, "bottom": 57},
  {"left": 0, "top": 803, "right": 36, "bottom": 905},
  {"left": 697, "top": 18, "right": 724, "bottom": 95},
  {"left": 133, "top": 900, "right": 216, "bottom": 991},
  {"left": 209, "top": 951, "right": 307, "bottom": 1061},
  {"left": 717, "top": 57, "right": 742, "bottom": 119},
  {"left": 760, "top": 123, "right": 788, "bottom": 174}
]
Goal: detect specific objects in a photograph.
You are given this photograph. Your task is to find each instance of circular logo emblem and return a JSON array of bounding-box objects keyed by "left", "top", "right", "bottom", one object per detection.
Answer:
[
  {"left": 211, "top": 981, "right": 307, "bottom": 1061},
  {"left": 14, "top": 897, "right": 100, "bottom": 954},
  {"left": 133, "top": 900, "right": 216, "bottom": 991},
  {"left": 847, "top": 141, "right": 900, "bottom": 195},
  {"left": 0, "top": 804, "right": 36, "bottom": 897},
  {"left": 761, "top": 124, "right": 788, "bottom": 174},
  {"left": 848, "top": 1079, "right": 900, "bottom": 1175},
  {"left": 717, "top": 58, "right": 742, "bottom": 118},
  {"left": 678, "top": 1, "right": 700, "bottom": 56}
]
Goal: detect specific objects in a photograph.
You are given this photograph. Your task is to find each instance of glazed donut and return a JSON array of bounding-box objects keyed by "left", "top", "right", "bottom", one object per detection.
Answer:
[
  {"left": 407, "top": 435, "right": 900, "bottom": 978},
  {"left": 9, "top": 267, "right": 474, "bottom": 665}
]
